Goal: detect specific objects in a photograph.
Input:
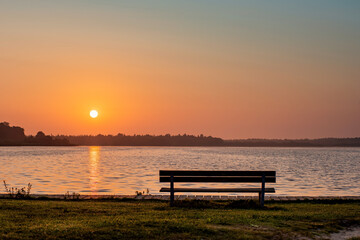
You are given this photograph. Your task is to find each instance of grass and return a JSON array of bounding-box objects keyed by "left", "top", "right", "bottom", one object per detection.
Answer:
[{"left": 0, "top": 199, "right": 359, "bottom": 239}]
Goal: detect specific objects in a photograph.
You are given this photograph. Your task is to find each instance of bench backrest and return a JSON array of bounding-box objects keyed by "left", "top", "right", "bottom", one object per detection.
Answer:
[{"left": 159, "top": 170, "right": 276, "bottom": 183}]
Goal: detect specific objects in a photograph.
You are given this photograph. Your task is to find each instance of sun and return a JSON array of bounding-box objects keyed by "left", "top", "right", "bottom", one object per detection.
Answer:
[{"left": 90, "top": 110, "right": 98, "bottom": 118}]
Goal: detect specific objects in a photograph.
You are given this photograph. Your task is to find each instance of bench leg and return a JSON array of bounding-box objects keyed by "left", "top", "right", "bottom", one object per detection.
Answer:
[
  {"left": 170, "top": 189, "right": 174, "bottom": 206},
  {"left": 258, "top": 192, "right": 262, "bottom": 205},
  {"left": 260, "top": 192, "right": 265, "bottom": 207},
  {"left": 170, "top": 175, "right": 174, "bottom": 206},
  {"left": 260, "top": 174, "right": 265, "bottom": 207}
]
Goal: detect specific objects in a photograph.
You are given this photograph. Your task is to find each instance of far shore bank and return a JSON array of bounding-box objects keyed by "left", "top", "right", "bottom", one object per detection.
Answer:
[{"left": 2, "top": 122, "right": 360, "bottom": 147}]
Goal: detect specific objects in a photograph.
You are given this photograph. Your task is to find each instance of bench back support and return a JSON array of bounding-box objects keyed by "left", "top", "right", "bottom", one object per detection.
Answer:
[
  {"left": 160, "top": 170, "right": 276, "bottom": 177},
  {"left": 160, "top": 170, "right": 276, "bottom": 183}
]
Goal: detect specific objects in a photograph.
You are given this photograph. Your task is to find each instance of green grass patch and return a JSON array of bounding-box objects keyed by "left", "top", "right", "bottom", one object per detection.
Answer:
[{"left": 0, "top": 199, "right": 359, "bottom": 239}]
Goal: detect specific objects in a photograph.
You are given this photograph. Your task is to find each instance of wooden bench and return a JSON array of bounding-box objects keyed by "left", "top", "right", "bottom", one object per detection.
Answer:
[{"left": 159, "top": 170, "right": 276, "bottom": 207}]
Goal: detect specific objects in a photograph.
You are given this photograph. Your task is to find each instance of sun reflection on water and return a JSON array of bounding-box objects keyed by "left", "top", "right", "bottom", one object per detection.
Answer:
[{"left": 89, "top": 146, "right": 100, "bottom": 194}]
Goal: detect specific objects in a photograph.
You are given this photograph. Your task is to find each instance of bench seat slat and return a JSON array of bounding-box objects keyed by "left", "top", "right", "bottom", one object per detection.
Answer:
[
  {"left": 160, "top": 170, "right": 275, "bottom": 177},
  {"left": 160, "top": 187, "right": 275, "bottom": 193},
  {"left": 160, "top": 176, "right": 276, "bottom": 183}
]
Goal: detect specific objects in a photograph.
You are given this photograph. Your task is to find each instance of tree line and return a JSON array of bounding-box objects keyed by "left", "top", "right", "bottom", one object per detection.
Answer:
[
  {"left": 0, "top": 122, "right": 71, "bottom": 146},
  {"left": 1, "top": 122, "right": 360, "bottom": 146},
  {"left": 224, "top": 138, "right": 360, "bottom": 147},
  {"left": 57, "top": 134, "right": 224, "bottom": 146}
]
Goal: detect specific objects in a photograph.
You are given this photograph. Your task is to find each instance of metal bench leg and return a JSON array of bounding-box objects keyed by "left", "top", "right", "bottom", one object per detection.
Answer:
[
  {"left": 258, "top": 192, "right": 262, "bottom": 205},
  {"left": 170, "top": 175, "right": 174, "bottom": 206},
  {"left": 260, "top": 174, "right": 265, "bottom": 207}
]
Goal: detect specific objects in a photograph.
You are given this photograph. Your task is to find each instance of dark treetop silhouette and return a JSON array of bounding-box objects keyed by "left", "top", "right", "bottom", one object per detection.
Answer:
[
  {"left": 0, "top": 122, "right": 71, "bottom": 146},
  {"left": 1, "top": 122, "right": 360, "bottom": 147}
]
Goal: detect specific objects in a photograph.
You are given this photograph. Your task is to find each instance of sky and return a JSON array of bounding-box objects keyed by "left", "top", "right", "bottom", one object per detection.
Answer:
[{"left": 1, "top": 0, "right": 359, "bottom": 139}]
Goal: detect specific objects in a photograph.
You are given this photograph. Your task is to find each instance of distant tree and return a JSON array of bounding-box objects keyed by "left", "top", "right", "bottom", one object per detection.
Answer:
[
  {"left": 35, "top": 131, "right": 46, "bottom": 138},
  {"left": 0, "top": 122, "right": 26, "bottom": 144},
  {"left": 1, "top": 122, "right": 10, "bottom": 127}
]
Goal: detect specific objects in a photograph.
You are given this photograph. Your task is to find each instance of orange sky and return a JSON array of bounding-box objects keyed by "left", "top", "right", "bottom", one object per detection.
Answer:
[{"left": 1, "top": 1, "right": 359, "bottom": 138}]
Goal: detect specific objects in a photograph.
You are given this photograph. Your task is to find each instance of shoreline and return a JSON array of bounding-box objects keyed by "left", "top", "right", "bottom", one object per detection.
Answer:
[{"left": 1, "top": 194, "right": 359, "bottom": 201}]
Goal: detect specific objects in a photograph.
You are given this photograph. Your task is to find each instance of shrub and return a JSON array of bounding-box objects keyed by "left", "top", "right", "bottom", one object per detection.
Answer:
[{"left": 3, "top": 180, "right": 32, "bottom": 199}]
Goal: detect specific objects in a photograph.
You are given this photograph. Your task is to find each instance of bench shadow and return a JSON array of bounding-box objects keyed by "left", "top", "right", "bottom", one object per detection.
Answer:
[{"left": 170, "top": 199, "right": 285, "bottom": 211}]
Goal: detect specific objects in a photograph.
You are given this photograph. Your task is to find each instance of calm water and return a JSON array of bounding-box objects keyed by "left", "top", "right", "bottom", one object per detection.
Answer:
[{"left": 0, "top": 146, "right": 359, "bottom": 196}]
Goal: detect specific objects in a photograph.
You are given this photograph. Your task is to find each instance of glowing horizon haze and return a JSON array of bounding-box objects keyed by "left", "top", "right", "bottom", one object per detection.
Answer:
[{"left": 1, "top": 0, "right": 359, "bottom": 139}]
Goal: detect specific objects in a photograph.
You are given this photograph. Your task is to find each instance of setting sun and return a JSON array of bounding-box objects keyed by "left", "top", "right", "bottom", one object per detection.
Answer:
[{"left": 90, "top": 110, "right": 98, "bottom": 118}]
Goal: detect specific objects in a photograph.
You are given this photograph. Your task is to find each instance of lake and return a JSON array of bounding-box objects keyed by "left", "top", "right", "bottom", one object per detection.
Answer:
[{"left": 0, "top": 146, "right": 359, "bottom": 196}]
